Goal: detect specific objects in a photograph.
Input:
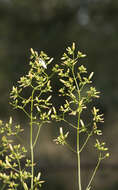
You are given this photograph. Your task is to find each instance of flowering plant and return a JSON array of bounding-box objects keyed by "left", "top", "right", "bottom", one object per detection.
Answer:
[
  {"left": 52, "top": 43, "right": 109, "bottom": 190},
  {"left": 0, "top": 43, "right": 109, "bottom": 190}
]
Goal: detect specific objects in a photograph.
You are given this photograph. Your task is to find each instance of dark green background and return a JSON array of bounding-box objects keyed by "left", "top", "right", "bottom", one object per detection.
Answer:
[{"left": 0, "top": 0, "right": 118, "bottom": 189}]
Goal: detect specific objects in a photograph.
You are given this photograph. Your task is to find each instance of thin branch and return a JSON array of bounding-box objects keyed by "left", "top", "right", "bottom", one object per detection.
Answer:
[
  {"left": 86, "top": 153, "right": 102, "bottom": 190},
  {"left": 65, "top": 142, "right": 77, "bottom": 154},
  {"left": 33, "top": 123, "right": 43, "bottom": 148},
  {"left": 79, "top": 132, "right": 93, "bottom": 153},
  {"left": 62, "top": 118, "right": 77, "bottom": 129}
]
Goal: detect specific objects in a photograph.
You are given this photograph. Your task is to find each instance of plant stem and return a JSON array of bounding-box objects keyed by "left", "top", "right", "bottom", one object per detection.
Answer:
[
  {"left": 77, "top": 112, "right": 82, "bottom": 190},
  {"left": 72, "top": 64, "right": 82, "bottom": 190},
  {"left": 33, "top": 123, "right": 42, "bottom": 148},
  {"left": 15, "top": 152, "right": 23, "bottom": 184},
  {"left": 86, "top": 153, "right": 102, "bottom": 190},
  {"left": 79, "top": 132, "right": 92, "bottom": 153},
  {"left": 62, "top": 118, "right": 77, "bottom": 129},
  {"left": 65, "top": 141, "right": 77, "bottom": 154},
  {"left": 30, "top": 89, "right": 35, "bottom": 190}
]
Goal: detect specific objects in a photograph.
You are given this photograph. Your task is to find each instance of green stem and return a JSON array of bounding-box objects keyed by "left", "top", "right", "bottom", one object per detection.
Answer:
[
  {"left": 22, "top": 107, "right": 31, "bottom": 118},
  {"left": 72, "top": 63, "right": 82, "bottom": 190},
  {"left": 72, "top": 66, "right": 79, "bottom": 93},
  {"left": 79, "top": 132, "right": 92, "bottom": 153},
  {"left": 77, "top": 112, "right": 82, "bottom": 190},
  {"left": 65, "top": 142, "right": 77, "bottom": 154},
  {"left": 30, "top": 89, "right": 35, "bottom": 190},
  {"left": 15, "top": 151, "right": 23, "bottom": 184},
  {"left": 33, "top": 123, "right": 42, "bottom": 148},
  {"left": 62, "top": 118, "right": 77, "bottom": 129},
  {"left": 17, "top": 106, "right": 30, "bottom": 119},
  {"left": 86, "top": 153, "right": 102, "bottom": 190}
]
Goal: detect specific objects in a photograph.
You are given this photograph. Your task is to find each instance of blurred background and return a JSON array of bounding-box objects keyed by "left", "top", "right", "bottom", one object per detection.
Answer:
[{"left": 0, "top": 0, "right": 118, "bottom": 189}]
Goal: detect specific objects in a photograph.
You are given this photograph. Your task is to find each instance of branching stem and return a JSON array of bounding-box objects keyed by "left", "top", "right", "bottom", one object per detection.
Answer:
[{"left": 72, "top": 63, "right": 82, "bottom": 190}]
